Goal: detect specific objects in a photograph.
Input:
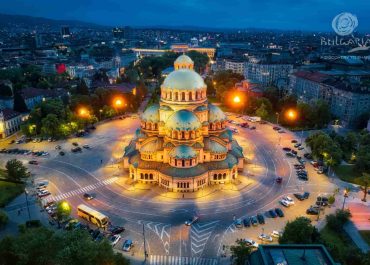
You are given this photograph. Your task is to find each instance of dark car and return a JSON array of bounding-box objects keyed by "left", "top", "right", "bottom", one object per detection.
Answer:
[
  {"left": 83, "top": 193, "right": 94, "bottom": 200},
  {"left": 291, "top": 139, "right": 298, "bottom": 143},
  {"left": 268, "top": 209, "right": 277, "bottom": 218},
  {"left": 303, "top": 192, "right": 310, "bottom": 199},
  {"left": 275, "top": 208, "right": 284, "bottom": 217},
  {"left": 91, "top": 229, "right": 101, "bottom": 240},
  {"left": 298, "top": 175, "right": 308, "bottom": 181},
  {"left": 304, "top": 153, "right": 313, "bottom": 159},
  {"left": 291, "top": 150, "right": 298, "bottom": 155},
  {"left": 71, "top": 147, "right": 82, "bottom": 152},
  {"left": 286, "top": 152, "right": 295, "bottom": 157},
  {"left": 294, "top": 193, "right": 304, "bottom": 201},
  {"left": 276, "top": 177, "right": 283, "bottom": 184},
  {"left": 250, "top": 126, "right": 256, "bottom": 130},
  {"left": 306, "top": 207, "right": 319, "bottom": 215},
  {"left": 251, "top": 216, "right": 258, "bottom": 226},
  {"left": 110, "top": 226, "right": 125, "bottom": 235},
  {"left": 28, "top": 160, "right": 38, "bottom": 165},
  {"left": 72, "top": 142, "right": 79, "bottom": 146},
  {"left": 257, "top": 213, "right": 265, "bottom": 224},
  {"left": 59, "top": 151, "right": 65, "bottom": 156},
  {"left": 273, "top": 126, "right": 281, "bottom": 130},
  {"left": 283, "top": 147, "right": 291, "bottom": 152},
  {"left": 243, "top": 217, "right": 251, "bottom": 227}
]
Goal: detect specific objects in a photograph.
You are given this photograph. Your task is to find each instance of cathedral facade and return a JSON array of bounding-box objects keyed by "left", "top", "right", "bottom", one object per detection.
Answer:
[{"left": 123, "top": 55, "right": 244, "bottom": 192}]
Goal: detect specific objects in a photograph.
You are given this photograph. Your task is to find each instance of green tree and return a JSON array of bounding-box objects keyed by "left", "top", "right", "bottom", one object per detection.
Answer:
[
  {"left": 41, "top": 114, "right": 60, "bottom": 137},
  {"left": 230, "top": 239, "right": 252, "bottom": 265},
  {"left": 279, "top": 217, "right": 320, "bottom": 244},
  {"left": 56, "top": 201, "right": 72, "bottom": 227},
  {"left": 5, "top": 159, "right": 28, "bottom": 181},
  {"left": 305, "top": 132, "right": 342, "bottom": 165},
  {"left": 186, "top": 50, "right": 209, "bottom": 72},
  {"left": 0, "top": 210, "right": 8, "bottom": 228},
  {"left": 357, "top": 173, "right": 370, "bottom": 202},
  {"left": 255, "top": 102, "right": 269, "bottom": 120},
  {"left": 326, "top": 209, "right": 351, "bottom": 231},
  {"left": 312, "top": 100, "right": 331, "bottom": 128},
  {"left": 13, "top": 90, "right": 28, "bottom": 112}
]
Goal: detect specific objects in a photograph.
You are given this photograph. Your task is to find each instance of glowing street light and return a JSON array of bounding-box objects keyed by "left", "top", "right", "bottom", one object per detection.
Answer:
[
  {"left": 61, "top": 201, "right": 71, "bottom": 211},
  {"left": 78, "top": 107, "right": 89, "bottom": 117},
  {"left": 114, "top": 98, "right": 123, "bottom": 108},
  {"left": 286, "top": 109, "right": 297, "bottom": 120},
  {"left": 233, "top": 96, "right": 241, "bottom": 103}
]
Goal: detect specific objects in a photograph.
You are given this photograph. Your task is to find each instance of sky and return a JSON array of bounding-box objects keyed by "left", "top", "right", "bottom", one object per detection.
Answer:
[{"left": 1, "top": 0, "right": 370, "bottom": 31}]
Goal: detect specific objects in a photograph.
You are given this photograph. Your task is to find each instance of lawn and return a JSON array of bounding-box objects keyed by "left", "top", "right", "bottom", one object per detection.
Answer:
[
  {"left": 0, "top": 169, "right": 25, "bottom": 207},
  {"left": 359, "top": 231, "right": 370, "bottom": 246},
  {"left": 334, "top": 165, "right": 363, "bottom": 185}
]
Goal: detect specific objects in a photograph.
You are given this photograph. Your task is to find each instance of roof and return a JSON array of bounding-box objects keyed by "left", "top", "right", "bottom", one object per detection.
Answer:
[
  {"left": 21, "top": 87, "right": 68, "bottom": 99},
  {"left": 250, "top": 244, "right": 338, "bottom": 265},
  {"left": 292, "top": 71, "right": 330, "bottom": 83},
  {"left": 204, "top": 138, "right": 227, "bottom": 153},
  {"left": 194, "top": 105, "right": 207, "bottom": 112},
  {"left": 166, "top": 109, "right": 202, "bottom": 131},
  {"left": 141, "top": 104, "right": 160, "bottom": 122},
  {"left": 220, "top": 129, "right": 233, "bottom": 142},
  {"left": 162, "top": 69, "right": 205, "bottom": 91},
  {"left": 169, "top": 145, "right": 197, "bottom": 159},
  {"left": 100, "top": 83, "right": 136, "bottom": 93},
  {"left": 208, "top": 104, "right": 227, "bottom": 122},
  {"left": 140, "top": 139, "right": 162, "bottom": 153},
  {"left": 0, "top": 108, "right": 21, "bottom": 121}
]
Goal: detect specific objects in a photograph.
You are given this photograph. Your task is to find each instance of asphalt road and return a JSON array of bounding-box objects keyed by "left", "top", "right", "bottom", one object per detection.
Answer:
[{"left": 0, "top": 114, "right": 338, "bottom": 263}]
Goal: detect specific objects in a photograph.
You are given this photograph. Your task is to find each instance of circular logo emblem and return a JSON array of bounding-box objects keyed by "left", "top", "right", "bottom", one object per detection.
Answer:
[{"left": 332, "top": 12, "right": 358, "bottom": 36}]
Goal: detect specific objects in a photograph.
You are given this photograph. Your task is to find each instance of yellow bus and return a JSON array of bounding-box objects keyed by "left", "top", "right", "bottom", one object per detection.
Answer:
[{"left": 77, "top": 204, "right": 109, "bottom": 228}]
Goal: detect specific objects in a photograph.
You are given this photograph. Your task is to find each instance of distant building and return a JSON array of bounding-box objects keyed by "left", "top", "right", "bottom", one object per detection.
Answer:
[
  {"left": 0, "top": 108, "right": 22, "bottom": 139},
  {"left": 42, "top": 63, "right": 57, "bottom": 75},
  {"left": 133, "top": 44, "right": 215, "bottom": 59},
  {"left": 224, "top": 59, "right": 245, "bottom": 75},
  {"left": 61, "top": 26, "right": 70, "bottom": 38},
  {"left": 235, "top": 80, "right": 264, "bottom": 98},
  {"left": 289, "top": 71, "right": 370, "bottom": 127},
  {"left": 112, "top": 27, "right": 124, "bottom": 39},
  {"left": 21, "top": 87, "right": 69, "bottom": 110},
  {"left": 244, "top": 61, "right": 293, "bottom": 86},
  {"left": 249, "top": 244, "right": 337, "bottom": 265}
]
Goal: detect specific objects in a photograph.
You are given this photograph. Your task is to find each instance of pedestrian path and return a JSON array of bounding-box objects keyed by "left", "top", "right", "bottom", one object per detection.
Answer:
[
  {"left": 42, "top": 177, "right": 118, "bottom": 203},
  {"left": 190, "top": 221, "right": 219, "bottom": 257},
  {"left": 149, "top": 255, "right": 218, "bottom": 265}
]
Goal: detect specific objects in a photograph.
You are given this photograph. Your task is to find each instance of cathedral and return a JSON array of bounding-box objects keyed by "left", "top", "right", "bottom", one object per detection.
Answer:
[{"left": 123, "top": 55, "right": 244, "bottom": 192}]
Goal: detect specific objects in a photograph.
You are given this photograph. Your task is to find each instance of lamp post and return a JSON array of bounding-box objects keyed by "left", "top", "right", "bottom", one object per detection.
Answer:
[
  {"left": 99, "top": 109, "right": 103, "bottom": 121},
  {"left": 342, "top": 188, "right": 349, "bottom": 210},
  {"left": 275, "top": 112, "right": 280, "bottom": 125},
  {"left": 24, "top": 188, "right": 31, "bottom": 221}
]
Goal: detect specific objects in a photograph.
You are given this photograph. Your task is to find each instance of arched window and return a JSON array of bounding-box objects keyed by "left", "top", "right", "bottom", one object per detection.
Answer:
[
  {"left": 149, "top": 173, "right": 153, "bottom": 180},
  {"left": 174, "top": 92, "right": 178, "bottom": 101},
  {"left": 213, "top": 174, "right": 217, "bottom": 180},
  {"left": 182, "top": 131, "right": 185, "bottom": 139},
  {"left": 189, "top": 93, "right": 192, "bottom": 101},
  {"left": 218, "top": 173, "right": 222, "bottom": 180},
  {"left": 145, "top": 173, "right": 148, "bottom": 179},
  {"left": 182, "top": 160, "right": 185, "bottom": 167},
  {"left": 140, "top": 173, "right": 144, "bottom": 179},
  {"left": 223, "top": 173, "right": 226, "bottom": 179},
  {"left": 181, "top": 92, "right": 185, "bottom": 101}
]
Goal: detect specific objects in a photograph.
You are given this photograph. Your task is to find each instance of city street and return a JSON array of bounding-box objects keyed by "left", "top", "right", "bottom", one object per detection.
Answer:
[{"left": 0, "top": 115, "right": 340, "bottom": 263}]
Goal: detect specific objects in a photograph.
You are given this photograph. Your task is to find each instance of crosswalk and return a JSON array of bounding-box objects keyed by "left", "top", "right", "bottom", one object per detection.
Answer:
[
  {"left": 191, "top": 221, "right": 219, "bottom": 257},
  {"left": 149, "top": 255, "right": 218, "bottom": 265},
  {"left": 139, "top": 220, "right": 171, "bottom": 254},
  {"left": 43, "top": 177, "right": 118, "bottom": 203}
]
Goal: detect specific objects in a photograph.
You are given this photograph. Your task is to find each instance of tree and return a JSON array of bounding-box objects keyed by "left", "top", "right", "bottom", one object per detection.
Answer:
[
  {"left": 76, "top": 80, "right": 89, "bottom": 95},
  {"left": 357, "top": 173, "right": 370, "bottom": 202},
  {"left": 56, "top": 201, "right": 71, "bottom": 227},
  {"left": 13, "top": 90, "right": 28, "bottom": 112},
  {"left": 230, "top": 239, "right": 252, "bottom": 265},
  {"left": 255, "top": 102, "right": 269, "bottom": 120},
  {"left": 0, "top": 226, "right": 130, "bottom": 265},
  {"left": 305, "top": 132, "right": 342, "bottom": 166},
  {"left": 41, "top": 114, "right": 60, "bottom": 137},
  {"left": 0, "top": 83, "right": 13, "bottom": 97},
  {"left": 326, "top": 209, "right": 351, "bottom": 231},
  {"left": 0, "top": 210, "right": 8, "bottom": 228},
  {"left": 5, "top": 159, "right": 28, "bottom": 181},
  {"left": 279, "top": 217, "right": 320, "bottom": 244}
]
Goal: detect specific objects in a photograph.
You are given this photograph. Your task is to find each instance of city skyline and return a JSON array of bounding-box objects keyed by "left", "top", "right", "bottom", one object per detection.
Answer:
[{"left": 1, "top": 0, "right": 370, "bottom": 31}]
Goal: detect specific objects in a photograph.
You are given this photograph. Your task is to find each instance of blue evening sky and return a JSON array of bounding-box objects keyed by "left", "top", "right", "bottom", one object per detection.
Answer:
[{"left": 1, "top": 0, "right": 369, "bottom": 31}]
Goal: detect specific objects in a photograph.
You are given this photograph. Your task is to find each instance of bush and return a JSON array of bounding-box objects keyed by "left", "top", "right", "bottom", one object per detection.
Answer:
[
  {"left": 328, "top": 195, "right": 335, "bottom": 205},
  {"left": 0, "top": 210, "right": 8, "bottom": 228},
  {"left": 326, "top": 209, "right": 351, "bottom": 231}
]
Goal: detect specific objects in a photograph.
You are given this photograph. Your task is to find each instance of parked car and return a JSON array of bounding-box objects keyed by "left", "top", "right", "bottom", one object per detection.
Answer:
[
  {"left": 251, "top": 216, "right": 258, "bottom": 226},
  {"left": 244, "top": 238, "right": 259, "bottom": 248},
  {"left": 72, "top": 142, "right": 79, "bottom": 146},
  {"left": 83, "top": 144, "right": 90, "bottom": 149},
  {"left": 279, "top": 199, "right": 290, "bottom": 207},
  {"left": 275, "top": 208, "right": 284, "bottom": 217},
  {"left": 291, "top": 139, "right": 298, "bottom": 143},
  {"left": 234, "top": 218, "right": 243, "bottom": 228},
  {"left": 269, "top": 209, "right": 277, "bottom": 218},
  {"left": 294, "top": 143, "right": 301, "bottom": 148},
  {"left": 110, "top": 226, "right": 125, "bottom": 235},
  {"left": 109, "top": 234, "right": 121, "bottom": 246},
  {"left": 122, "top": 239, "right": 133, "bottom": 251},
  {"left": 276, "top": 176, "right": 283, "bottom": 184},
  {"left": 298, "top": 146, "right": 305, "bottom": 150},
  {"left": 243, "top": 217, "right": 251, "bottom": 227},
  {"left": 282, "top": 196, "right": 294, "bottom": 205},
  {"left": 59, "top": 151, "right": 65, "bottom": 156},
  {"left": 271, "top": 230, "right": 282, "bottom": 238},
  {"left": 258, "top": 233, "right": 273, "bottom": 242},
  {"left": 28, "top": 160, "right": 38, "bottom": 165},
  {"left": 257, "top": 213, "right": 265, "bottom": 224},
  {"left": 282, "top": 147, "right": 291, "bottom": 152},
  {"left": 306, "top": 207, "right": 319, "bottom": 215}
]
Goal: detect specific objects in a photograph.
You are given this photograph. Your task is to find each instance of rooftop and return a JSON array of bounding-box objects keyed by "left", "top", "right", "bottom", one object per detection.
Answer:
[{"left": 0, "top": 108, "right": 21, "bottom": 121}]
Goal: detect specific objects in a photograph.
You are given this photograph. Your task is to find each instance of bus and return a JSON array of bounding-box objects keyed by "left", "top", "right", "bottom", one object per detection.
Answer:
[{"left": 77, "top": 204, "right": 109, "bottom": 228}]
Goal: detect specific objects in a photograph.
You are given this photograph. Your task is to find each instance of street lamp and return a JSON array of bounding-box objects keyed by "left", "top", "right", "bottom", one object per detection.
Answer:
[
  {"left": 342, "top": 188, "right": 349, "bottom": 210},
  {"left": 24, "top": 188, "right": 31, "bottom": 221},
  {"left": 99, "top": 109, "right": 103, "bottom": 120},
  {"left": 78, "top": 107, "right": 89, "bottom": 118},
  {"left": 233, "top": 95, "right": 241, "bottom": 103},
  {"left": 275, "top": 112, "right": 280, "bottom": 125}
]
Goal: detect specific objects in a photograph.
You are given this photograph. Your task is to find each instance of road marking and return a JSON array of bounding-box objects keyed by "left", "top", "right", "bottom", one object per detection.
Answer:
[
  {"left": 42, "top": 177, "right": 118, "bottom": 203},
  {"left": 149, "top": 255, "right": 218, "bottom": 265},
  {"left": 140, "top": 220, "right": 171, "bottom": 255},
  {"left": 190, "top": 221, "right": 219, "bottom": 257}
]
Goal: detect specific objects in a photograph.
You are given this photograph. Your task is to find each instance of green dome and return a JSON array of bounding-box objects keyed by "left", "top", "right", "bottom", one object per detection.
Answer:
[
  {"left": 141, "top": 104, "right": 159, "bottom": 122},
  {"left": 208, "top": 104, "right": 227, "bottom": 122},
  {"left": 194, "top": 105, "right": 207, "bottom": 112},
  {"left": 166, "top": 109, "right": 201, "bottom": 131},
  {"left": 162, "top": 69, "right": 205, "bottom": 91},
  {"left": 175, "top": 54, "right": 194, "bottom": 65},
  {"left": 205, "top": 139, "right": 228, "bottom": 153},
  {"left": 169, "top": 145, "right": 197, "bottom": 159}
]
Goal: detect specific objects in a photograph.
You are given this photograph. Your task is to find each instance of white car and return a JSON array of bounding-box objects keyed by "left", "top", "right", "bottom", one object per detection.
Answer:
[
  {"left": 185, "top": 216, "right": 199, "bottom": 226},
  {"left": 258, "top": 233, "right": 273, "bottom": 242},
  {"left": 244, "top": 238, "right": 259, "bottom": 248},
  {"left": 279, "top": 199, "right": 290, "bottom": 207},
  {"left": 109, "top": 234, "right": 121, "bottom": 246},
  {"left": 271, "top": 230, "right": 282, "bottom": 238},
  {"left": 283, "top": 196, "right": 295, "bottom": 205}
]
